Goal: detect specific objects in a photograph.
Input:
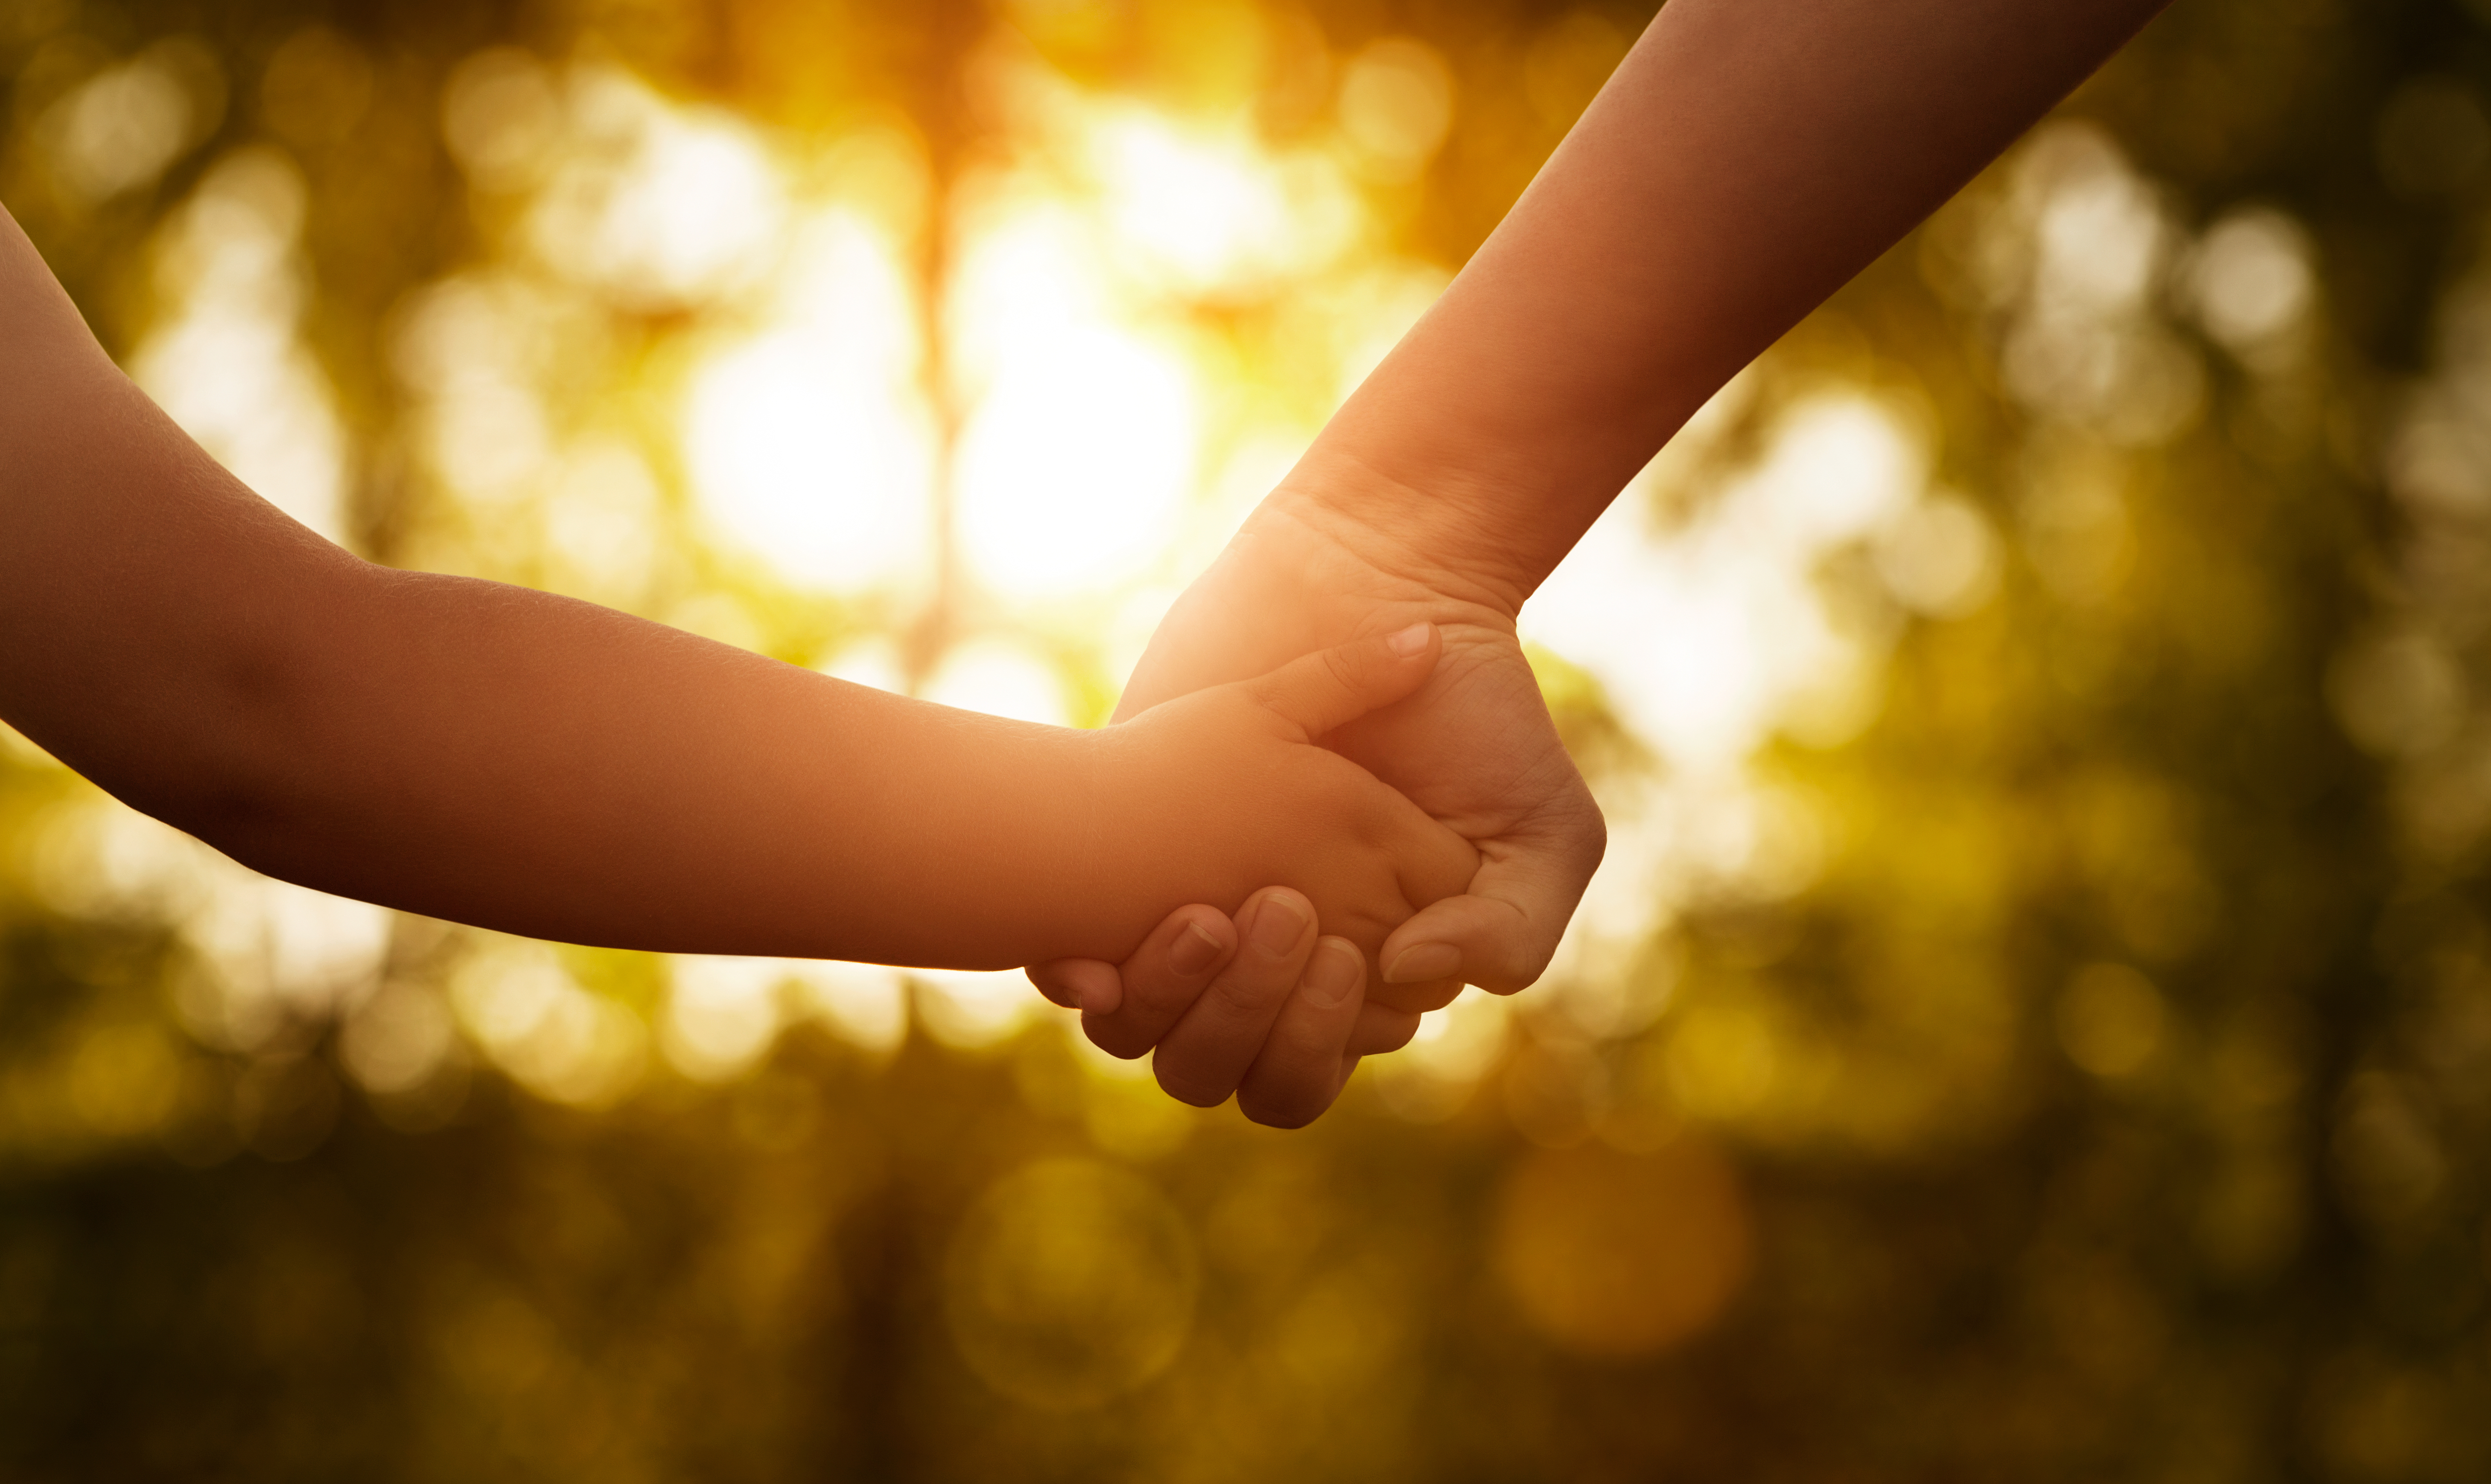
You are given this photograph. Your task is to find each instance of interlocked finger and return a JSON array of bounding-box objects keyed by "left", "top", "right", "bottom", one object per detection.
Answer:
[
  {"left": 1153, "top": 888, "right": 1317, "bottom": 1107},
  {"left": 1070, "top": 905, "right": 1239, "bottom": 1060},
  {"left": 1237, "top": 936, "right": 1369, "bottom": 1128}
]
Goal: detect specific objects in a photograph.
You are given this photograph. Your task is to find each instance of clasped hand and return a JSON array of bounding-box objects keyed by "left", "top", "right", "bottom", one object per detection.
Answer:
[{"left": 1030, "top": 478, "right": 1607, "bottom": 1128}]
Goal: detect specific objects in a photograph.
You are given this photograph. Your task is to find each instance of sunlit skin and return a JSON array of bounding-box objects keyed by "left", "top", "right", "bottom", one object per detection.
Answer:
[
  {"left": 0, "top": 0, "right": 2179, "bottom": 1133},
  {"left": 0, "top": 207, "right": 1473, "bottom": 1053},
  {"left": 1059, "top": 0, "right": 2176, "bottom": 1097}
]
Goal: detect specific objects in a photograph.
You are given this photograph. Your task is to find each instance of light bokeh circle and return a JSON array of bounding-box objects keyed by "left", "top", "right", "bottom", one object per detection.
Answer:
[
  {"left": 943, "top": 1158, "right": 1200, "bottom": 1408},
  {"left": 1492, "top": 1137, "right": 1753, "bottom": 1358}
]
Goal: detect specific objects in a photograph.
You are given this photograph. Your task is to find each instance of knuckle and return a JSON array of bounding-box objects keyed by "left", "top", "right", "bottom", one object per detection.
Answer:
[
  {"left": 1242, "top": 673, "right": 1286, "bottom": 714},
  {"left": 1477, "top": 946, "right": 1553, "bottom": 995},
  {"left": 1368, "top": 976, "right": 1461, "bottom": 1015},
  {"left": 1579, "top": 809, "right": 1610, "bottom": 869},
  {"left": 1511, "top": 928, "right": 1562, "bottom": 985},
  {"left": 1241, "top": 1094, "right": 1316, "bottom": 1130},
  {"left": 1319, "top": 644, "right": 1364, "bottom": 699},
  {"left": 1153, "top": 1059, "right": 1232, "bottom": 1108},
  {"left": 1207, "top": 969, "right": 1280, "bottom": 1018},
  {"left": 1082, "top": 1020, "right": 1153, "bottom": 1059},
  {"left": 1357, "top": 1010, "right": 1421, "bottom": 1054},
  {"left": 1237, "top": 1062, "right": 1321, "bottom": 1127}
]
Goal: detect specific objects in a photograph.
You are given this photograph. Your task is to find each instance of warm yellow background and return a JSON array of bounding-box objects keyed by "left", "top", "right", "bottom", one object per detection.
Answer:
[{"left": 1, "top": 0, "right": 2483, "bottom": 1475}]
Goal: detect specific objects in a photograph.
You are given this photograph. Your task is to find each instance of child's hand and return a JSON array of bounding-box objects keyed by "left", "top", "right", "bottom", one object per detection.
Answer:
[{"left": 1078, "top": 623, "right": 1478, "bottom": 977}]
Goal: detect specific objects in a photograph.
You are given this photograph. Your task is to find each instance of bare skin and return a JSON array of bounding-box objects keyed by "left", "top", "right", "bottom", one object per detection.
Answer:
[
  {"left": 1, "top": 0, "right": 2177, "bottom": 1130},
  {"left": 1067, "top": 0, "right": 2176, "bottom": 1112},
  {"left": 0, "top": 205, "right": 1473, "bottom": 978}
]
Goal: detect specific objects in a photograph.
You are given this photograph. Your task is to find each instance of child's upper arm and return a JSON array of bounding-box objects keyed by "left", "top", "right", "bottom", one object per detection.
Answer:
[{"left": 0, "top": 202, "right": 365, "bottom": 828}]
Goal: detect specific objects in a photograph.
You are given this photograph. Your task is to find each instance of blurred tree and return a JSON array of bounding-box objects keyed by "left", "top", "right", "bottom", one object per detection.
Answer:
[{"left": 5, "top": 0, "right": 2491, "bottom": 1480}]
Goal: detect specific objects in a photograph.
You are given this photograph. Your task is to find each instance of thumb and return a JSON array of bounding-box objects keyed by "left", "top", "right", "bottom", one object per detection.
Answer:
[
  {"left": 1377, "top": 776, "right": 1607, "bottom": 994},
  {"left": 1247, "top": 622, "right": 1441, "bottom": 740}
]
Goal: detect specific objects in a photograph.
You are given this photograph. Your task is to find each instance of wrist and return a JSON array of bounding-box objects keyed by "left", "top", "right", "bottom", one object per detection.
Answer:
[
  {"left": 866, "top": 706, "right": 1134, "bottom": 968},
  {"left": 1263, "top": 443, "right": 1543, "bottom": 624},
  {"left": 1056, "top": 723, "right": 1118, "bottom": 934},
  {"left": 996, "top": 720, "right": 1138, "bottom": 961}
]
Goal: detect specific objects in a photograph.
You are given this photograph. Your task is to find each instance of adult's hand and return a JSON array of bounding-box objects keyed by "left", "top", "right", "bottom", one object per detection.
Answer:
[
  {"left": 1028, "top": 888, "right": 1385, "bottom": 1128},
  {"left": 1046, "top": 459, "right": 1608, "bottom": 1018},
  {"left": 1037, "top": 0, "right": 2171, "bottom": 1078}
]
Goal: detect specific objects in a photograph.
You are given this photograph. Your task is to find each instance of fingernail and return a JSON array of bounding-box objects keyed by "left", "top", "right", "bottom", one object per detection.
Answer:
[
  {"left": 1387, "top": 622, "right": 1432, "bottom": 656},
  {"left": 1383, "top": 942, "right": 1459, "bottom": 984},
  {"left": 1170, "top": 921, "right": 1224, "bottom": 977},
  {"left": 1249, "top": 894, "right": 1309, "bottom": 954},
  {"left": 1302, "top": 940, "right": 1362, "bottom": 1009}
]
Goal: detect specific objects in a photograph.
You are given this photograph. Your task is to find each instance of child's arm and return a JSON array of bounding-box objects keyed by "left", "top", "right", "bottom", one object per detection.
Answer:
[{"left": 0, "top": 205, "right": 1474, "bottom": 970}]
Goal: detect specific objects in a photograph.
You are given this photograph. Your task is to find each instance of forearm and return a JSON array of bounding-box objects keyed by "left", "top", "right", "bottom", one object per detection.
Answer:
[
  {"left": 1295, "top": 0, "right": 2170, "bottom": 610},
  {"left": 14, "top": 512, "right": 1127, "bottom": 966},
  {"left": 193, "top": 572, "right": 1129, "bottom": 968},
  {"left": 0, "top": 210, "right": 1135, "bottom": 969}
]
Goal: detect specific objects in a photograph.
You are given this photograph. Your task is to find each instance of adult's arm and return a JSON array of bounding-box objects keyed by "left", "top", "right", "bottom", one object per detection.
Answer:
[
  {"left": 1315, "top": 0, "right": 2173, "bottom": 604},
  {"left": 1074, "top": 0, "right": 2174, "bottom": 1011}
]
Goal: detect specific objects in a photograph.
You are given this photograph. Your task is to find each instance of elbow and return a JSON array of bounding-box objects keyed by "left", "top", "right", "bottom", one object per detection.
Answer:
[
  {"left": 101, "top": 717, "right": 321, "bottom": 876},
  {"left": 88, "top": 613, "right": 362, "bottom": 877}
]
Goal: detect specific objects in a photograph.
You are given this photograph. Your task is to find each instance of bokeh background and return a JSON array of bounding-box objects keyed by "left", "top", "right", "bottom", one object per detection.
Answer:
[{"left": 3, "top": 0, "right": 2489, "bottom": 1476}]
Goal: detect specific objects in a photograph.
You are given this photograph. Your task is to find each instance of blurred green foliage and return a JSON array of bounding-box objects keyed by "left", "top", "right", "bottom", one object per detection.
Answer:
[{"left": 7, "top": 0, "right": 2491, "bottom": 1478}]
